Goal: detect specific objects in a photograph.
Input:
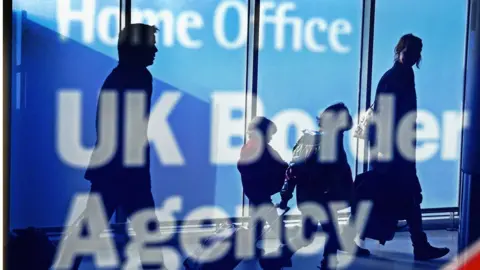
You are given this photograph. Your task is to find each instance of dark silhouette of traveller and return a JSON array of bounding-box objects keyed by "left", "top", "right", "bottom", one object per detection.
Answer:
[
  {"left": 237, "top": 116, "right": 289, "bottom": 259},
  {"left": 238, "top": 117, "right": 287, "bottom": 207},
  {"left": 369, "top": 34, "right": 449, "bottom": 260},
  {"left": 56, "top": 24, "right": 161, "bottom": 269},
  {"left": 266, "top": 103, "right": 367, "bottom": 270}
]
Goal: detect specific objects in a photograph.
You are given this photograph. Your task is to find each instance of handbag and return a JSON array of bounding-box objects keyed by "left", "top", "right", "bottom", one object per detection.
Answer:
[
  {"left": 354, "top": 86, "right": 408, "bottom": 139},
  {"left": 353, "top": 103, "right": 375, "bottom": 139}
]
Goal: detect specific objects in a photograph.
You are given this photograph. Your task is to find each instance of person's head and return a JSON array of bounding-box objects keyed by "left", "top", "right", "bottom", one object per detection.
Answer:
[
  {"left": 395, "top": 34, "right": 423, "bottom": 68},
  {"left": 118, "top": 24, "right": 158, "bottom": 67},
  {"left": 247, "top": 116, "right": 277, "bottom": 144},
  {"left": 316, "top": 102, "right": 353, "bottom": 132}
]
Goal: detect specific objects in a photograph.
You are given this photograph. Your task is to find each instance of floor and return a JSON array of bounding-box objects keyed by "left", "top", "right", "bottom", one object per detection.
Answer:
[{"left": 78, "top": 230, "right": 458, "bottom": 270}]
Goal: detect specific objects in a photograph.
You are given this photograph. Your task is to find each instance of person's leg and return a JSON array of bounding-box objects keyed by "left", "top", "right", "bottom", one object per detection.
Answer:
[
  {"left": 261, "top": 200, "right": 286, "bottom": 244},
  {"left": 406, "top": 198, "right": 450, "bottom": 261},
  {"left": 318, "top": 204, "right": 340, "bottom": 270},
  {"left": 254, "top": 216, "right": 267, "bottom": 257},
  {"left": 249, "top": 199, "right": 283, "bottom": 258},
  {"left": 339, "top": 213, "right": 370, "bottom": 256},
  {"left": 406, "top": 196, "right": 425, "bottom": 241},
  {"left": 321, "top": 222, "right": 339, "bottom": 257},
  {"left": 259, "top": 211, "right": 316, "bottom": 269}
]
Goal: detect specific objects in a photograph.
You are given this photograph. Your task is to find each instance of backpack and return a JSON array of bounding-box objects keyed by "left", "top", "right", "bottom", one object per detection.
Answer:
[
  {"left": 288, "top": 130, "right": 330, "bottom": 196},
  {"left": 289, "top": 130, "right": 353, "bottom": 203},
  {"left": 290, "top": 130, "right": 322, "bottom": 172}
]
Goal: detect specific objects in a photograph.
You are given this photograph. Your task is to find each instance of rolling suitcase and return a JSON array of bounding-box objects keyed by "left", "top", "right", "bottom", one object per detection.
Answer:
[
  {"left": 354, "top": 170, "right": 397, "bottom": 245},
  {"left": 183, "top": 206, "right": 290, "bottom": 270}
]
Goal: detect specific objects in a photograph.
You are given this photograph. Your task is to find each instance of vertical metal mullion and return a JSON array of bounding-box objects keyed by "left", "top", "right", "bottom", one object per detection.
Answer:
[
  {"left": 4, "top": 0, "right": 13, "bottom": 243},
  {"left": 125, "top": 0, "right": 132, "bottom": 27},
  {"left": 119, "top": 0, "right": 123, "bottom": 29},
  {"left": 242, "top": 0, "right": 253, "bottom": 218},
  {"left": 251, "top": 0, "right": 261, "bottom": 118},
  {"left": 242, "top": 0, "right": 261, "bottom": 218},
  {"left": 458, "top": 0, "right": 472, "bottom": 209},
  {"left": 115, "top": 0, "right": 130, "bottom": 225},
  {"left": 355, "top": 0, "right": 376, "bottom": 176},
  {"left": 243, "top": 0, "right": 253, "bottom": 146}
]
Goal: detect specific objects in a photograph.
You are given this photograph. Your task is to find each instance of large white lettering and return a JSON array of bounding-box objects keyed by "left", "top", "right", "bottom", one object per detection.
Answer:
[
  {"left": 57, "top": 90, "right": 118, "bottom": 168},
  {"left": 177, "top": 11, "right": 204, "bottom": 49},
  {"left": 442, "top": 111, "right": 468, "bottom": 160},
  {"left": 124, "top": 197, "right": 182, "bottom": 269},
  {"left": 273, "top": 2, "right": 303, "bottom": 51},
  {"left": 416, "top": 110, "right": 440, "bottom": 162},
  {"left": 214, "top": 1, "right": 248, "bottom": 49},
  {"left": 57, "top": 0, "right": 95, "bottom": 43},
  {"left": 329, "top": 19, "right": 352, "bottom": 54},
  {"left": 146, "top": 91, "right": 185, "bottom": 165},
  {"left": 56, "top": 0, "right": 354, "bottom": 53},
  {"left": 53, "top": 194, "right": 118, "bottom": 269},
  {"left": 210, "top": 92, "right": 265, "bottom": 164},
  {"left": 132, "top": 9, "right": 175, "bottom": 47},
  {"left": 180, "top": 206, "right": 232, "bottom": 263},
  {"left": 305, "top": 18, "right": 328, "bottom": 53},
  {"left": 97, "top": 7, "right": 119, "bottom": 46},
  {"left": 56, "top": 90, "right": 463, "bottom": 167}
]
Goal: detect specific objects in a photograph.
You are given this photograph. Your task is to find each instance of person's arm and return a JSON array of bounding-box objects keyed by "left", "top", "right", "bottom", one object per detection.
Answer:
[
  {"left": 278, "top": 137, "right": 303, "bottom": 208},
  {"left": 265, "top": 147, "right": 289, "bottom": 195},
  {"left": 368, "top": 77, "right": 384, "bottom": 143},
  {"left": 267, "top": 147, "right": 288, "bottom": 177},
  {"left": 279, "top": 167, "right": 297, "bottom": 203},
  {"left": 237, "top": 143, "right": 259, "bottom": 175},
  {"left": 368, "top": 74, "right": 392, "bottom": 152}
]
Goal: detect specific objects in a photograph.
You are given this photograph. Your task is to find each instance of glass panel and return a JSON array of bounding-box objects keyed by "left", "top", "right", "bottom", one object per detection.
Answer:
[
  {"left": 372, "top": 0, "right": 468, "bottom": 208},
  {"left": 10, "top": 0, "right": 123, "bottom": 228},
  {"left": 129, "top": 0, "right": 249, "bottom": 220},
  {"left": 256, "top": 0, "right": 363, "bottom": 215},
  {"left": 9, "top": 0, "right": 249, "bottom": 228}
]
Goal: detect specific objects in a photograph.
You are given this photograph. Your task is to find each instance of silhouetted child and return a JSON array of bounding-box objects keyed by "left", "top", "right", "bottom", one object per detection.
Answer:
[
  {"left": 237, "top": 116, "right": 289, "bottom": 259},
  {"left": 268, "top": 103, "right": 368, "bottom": 270}
]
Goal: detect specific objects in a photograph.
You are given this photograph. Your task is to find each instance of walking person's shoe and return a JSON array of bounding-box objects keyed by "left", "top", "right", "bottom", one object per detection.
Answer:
[
  {"left": 412, "top": 232, "right": 450, "bottom": 261},
  {"left": 259, "top": 244, "right": 293, "bottom": 269},
  {"left": 339, "top": 226, "right": 371, "bottom": 257},
  {"left": 413, "top": 243, "right": 450, "bottom": 261}
]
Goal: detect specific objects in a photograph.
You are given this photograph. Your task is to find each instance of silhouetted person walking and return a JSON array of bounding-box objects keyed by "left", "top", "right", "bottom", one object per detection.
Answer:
[
  {"left": 269, "top": 103, "right": 367, "bottom": 270},
  {"left": 237, "top": 117, "right": 289, "bottom": 258},
  {"left": 55, "top": 23, "right": 161, "bottom": 269},
  {"left": 84, "top": 24, "right": 158, "bottom": 222},
  {"left": 369, "top": 34, "right": 449, "bottom": 260}
]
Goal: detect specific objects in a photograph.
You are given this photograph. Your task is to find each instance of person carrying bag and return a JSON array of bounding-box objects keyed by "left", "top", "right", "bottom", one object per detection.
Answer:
[
  {"left": 351, "top": 34, "right": 449, "bottom": 261},
  {"left": 263, "top": 103, "right": 367, "bottom": 270}
]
